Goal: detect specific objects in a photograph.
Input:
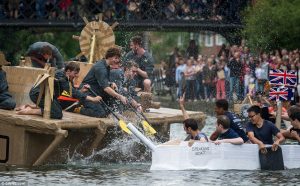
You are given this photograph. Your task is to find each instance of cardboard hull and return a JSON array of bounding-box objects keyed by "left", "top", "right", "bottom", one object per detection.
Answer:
[{"left": 151, "top": 142, "right": 300, "bottom": 170}]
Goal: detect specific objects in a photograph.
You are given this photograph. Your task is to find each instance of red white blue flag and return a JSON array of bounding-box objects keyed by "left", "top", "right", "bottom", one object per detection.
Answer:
[
  {"left": 269, "top": 87, "right": 294, "bottom": 101},
  {"left": 269, "top": 70, "right": 297, "bottom": 87}
]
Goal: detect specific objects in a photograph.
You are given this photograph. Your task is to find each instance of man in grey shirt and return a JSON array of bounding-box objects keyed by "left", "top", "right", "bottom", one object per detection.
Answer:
[
  {"left": 124, "top": 36, "right": 154, "bottom": 92},
  {"left": 26, "top": 41, "right": 64, "bottom": 69}
]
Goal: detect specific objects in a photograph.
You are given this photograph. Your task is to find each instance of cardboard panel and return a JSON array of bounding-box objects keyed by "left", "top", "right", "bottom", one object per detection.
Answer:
[
  {"left": 0, "top": 136, "right": 8, "bottom": 162},
  {"left": 2, "top": 66, "right": 47, "bottom": 106},
  {"left": 71, "top": 62, "right": 93, "bottom": 88},
  {"left": 0, "top": 124, "right": 26, "bottom": 165}
]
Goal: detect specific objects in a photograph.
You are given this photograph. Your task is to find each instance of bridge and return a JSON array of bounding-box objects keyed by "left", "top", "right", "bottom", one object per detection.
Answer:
[{"left": 0, "top": 0, "right": 250, "bottom": 43}]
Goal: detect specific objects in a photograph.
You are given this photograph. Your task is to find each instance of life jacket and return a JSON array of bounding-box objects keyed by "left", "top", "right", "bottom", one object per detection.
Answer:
[{"left": 57, "top": 90, "right": 78, "bottom": 102}]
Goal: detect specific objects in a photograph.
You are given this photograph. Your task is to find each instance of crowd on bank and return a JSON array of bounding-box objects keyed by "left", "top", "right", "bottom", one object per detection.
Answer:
[
  {"left": 0, "top": 0, "right": 248, "bottom": 22},
  {"left": 164, "top": 40, "right": 300, "bottom": 104}
]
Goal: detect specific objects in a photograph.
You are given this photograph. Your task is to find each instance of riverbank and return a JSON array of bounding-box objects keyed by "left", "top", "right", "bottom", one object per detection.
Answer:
[{"left": 155, "top": 95, "right": 216, "bottom": 116}]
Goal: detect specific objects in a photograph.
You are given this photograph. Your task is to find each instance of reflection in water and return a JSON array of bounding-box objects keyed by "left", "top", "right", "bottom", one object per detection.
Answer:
[
  {"left": 1, "top": 116, "right": 300, "bottom": 185},
  {"left": 1, "top": 164, "right": 300, "bottom": 185}
]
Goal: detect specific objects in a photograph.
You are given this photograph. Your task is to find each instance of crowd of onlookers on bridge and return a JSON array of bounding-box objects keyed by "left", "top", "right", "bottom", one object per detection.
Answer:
[
  {"left": 163, "top": 40, "right": 300, "bottom": 104},
  {"left": 0, "top": 0, "right": 249, "bottom": 22}
]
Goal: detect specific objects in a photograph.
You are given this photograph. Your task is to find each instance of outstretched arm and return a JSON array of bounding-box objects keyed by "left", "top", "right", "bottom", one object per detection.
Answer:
[
  {"left": 213, "top": 137, "right": 243, "bottom": 145},
  {"left": 247, "top": 131, "right": 267, "bottom": 154},
  {"left": 179, "top": 94, "right": 189, "bottom": 120}
]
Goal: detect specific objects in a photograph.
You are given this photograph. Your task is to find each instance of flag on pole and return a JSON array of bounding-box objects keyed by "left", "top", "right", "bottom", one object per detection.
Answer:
[
  {"left": 269, "top": 87, "right": 294, "bottom": 101},
  {"left": 269, "top": 70, "right": 297, "bottom": 87}
]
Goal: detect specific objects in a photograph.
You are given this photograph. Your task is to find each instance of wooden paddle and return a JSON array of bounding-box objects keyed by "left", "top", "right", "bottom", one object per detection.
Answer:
[
  {"left": 126, "top": 99, "right": 157, "bottom": 136},
  {"left": 87, "top": 87, "right": 131, "bottom": 134}
]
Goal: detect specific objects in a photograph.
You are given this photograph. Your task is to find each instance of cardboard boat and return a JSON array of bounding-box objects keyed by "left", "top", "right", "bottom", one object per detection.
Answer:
[
  {"left": 126, "top": 123, "right": 300, "bottom": 171},
  {"left": 0, "top": 65, "right": 206, "bottom": 166},
  {"left": 150, "top": 142, "right": 300, "bottom": 170}
]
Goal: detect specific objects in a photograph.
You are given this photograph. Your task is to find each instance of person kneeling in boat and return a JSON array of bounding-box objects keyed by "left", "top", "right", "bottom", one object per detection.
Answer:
[
  {"left": 246, "top": 105, "right": 285, "bottom": 154},
  {"left": 16, "top": 62, "right": 102, "bottom": 119},
  {"left": 212, "top": 115, "right": 244, "bottom": 145}
]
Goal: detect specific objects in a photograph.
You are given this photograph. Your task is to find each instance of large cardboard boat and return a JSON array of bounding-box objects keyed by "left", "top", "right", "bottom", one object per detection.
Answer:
[{"left": 0, "top": 65, "right": 206, "bottom": 166}]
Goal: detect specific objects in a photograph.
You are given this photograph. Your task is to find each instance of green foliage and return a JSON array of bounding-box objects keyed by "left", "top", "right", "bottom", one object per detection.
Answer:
[
  {"left": 0, "top": 28, "right": 139, "bottom": 65},
  {"left": 150, "top": 32, "right": 190, "bottom": 63},
  {"left": 243, "top": 0, "right": 300, "bottom": 52}
]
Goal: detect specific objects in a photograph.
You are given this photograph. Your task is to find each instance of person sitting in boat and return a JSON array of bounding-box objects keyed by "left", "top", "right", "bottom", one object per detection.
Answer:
[
  {"left": 179, "top": 95, "right": 208, "bottom": 146},
  {"left": 0, "top": 65, "right": 16, "bottom": 110},
  {"left": 281, "top": 110, "right": 300, "bottom": 144},
  {"left": 212, "top": 115, "right": 244, "bottom": 145},
  {"left": 16, "top": 62, "right": 102, "bottom": 119},
  {"left": 211, "top": 99, "right": 249, "bottom": 143},
  {"left": 246, "top": 105, "right": 285, "bottom": 154}
]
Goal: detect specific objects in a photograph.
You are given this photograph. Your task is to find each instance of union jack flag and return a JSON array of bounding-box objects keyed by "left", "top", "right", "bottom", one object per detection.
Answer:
[
  {"left": 269, "top": 87, "right": 294, "bottom": 101},
  {"left": 269, "top": 70, "right": 297, "bottom": 87}
]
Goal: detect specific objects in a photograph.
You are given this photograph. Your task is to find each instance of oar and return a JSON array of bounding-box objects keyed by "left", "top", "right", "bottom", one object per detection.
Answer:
[
  {"left": 126, "top": 100, "right": 157, "bottom": 135},
  {"left": 115, "top": 86, "right": 157, "bottom": 135},
  {"left": 87, "top": 87, "right": 131, "bottom": 134}
]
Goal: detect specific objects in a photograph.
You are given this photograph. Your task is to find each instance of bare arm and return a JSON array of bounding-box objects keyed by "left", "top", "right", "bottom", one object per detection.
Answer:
[
  {"left": 104, "top": 87, "right": 127, "bottom": 104},
  {"left": 209, "top": 130, "right": 219, "bottom": 141},
  {"left": 137, "top": 68, "right": 148, "bottom": 79},
  {"left": 214, "top": 137, "right": 244, "bottom": 145},
  {"left": 179, "top": 95, "right": 189, "bottom": 120},
  {"left": 247, "top": 131, "right": 267, "bottom": 153},
  {"left": 271, "top": 132, "right": 285, "bottom": 151}
]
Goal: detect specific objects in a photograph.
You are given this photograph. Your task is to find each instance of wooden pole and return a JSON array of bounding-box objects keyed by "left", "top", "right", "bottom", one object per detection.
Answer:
[
  {"left": 88, "top": 33, "right": 96, "bottom": 64},
  {"left": 33, "top": 128, "right": 68, "bottom": 166},
  {"left": 86, "top": 125, "right": 107, "bottom": 156},
  {"left": 43, "top": 68, "right": 55, "bottom": 119},
  {"left": 275, "top": 101, "right": 282, "bottom": 129}
]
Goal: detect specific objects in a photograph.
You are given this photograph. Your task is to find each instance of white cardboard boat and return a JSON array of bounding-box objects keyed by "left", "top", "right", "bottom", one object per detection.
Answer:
[
  {"left": 127, "top": 123, "right": 300, "bottom": 171},
  {"left": 150, "top": 142, "right": 300, "bottom": 170}
]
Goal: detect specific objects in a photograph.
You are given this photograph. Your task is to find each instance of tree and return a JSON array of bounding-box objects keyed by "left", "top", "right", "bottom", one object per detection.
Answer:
[{"left": 243, "top": 0, "right": 300, "bottom": 52}]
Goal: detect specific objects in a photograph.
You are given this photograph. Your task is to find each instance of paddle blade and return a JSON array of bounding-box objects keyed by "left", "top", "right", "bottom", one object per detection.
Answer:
[
  {"left": 259, "top": 147, "right": 284, "bottom": 170},
  {"left": 119, "top": 120, "right": 131, "bottom": 134},
  {"left": 142, "top": 120, "right": 157, "bottom": 135}
]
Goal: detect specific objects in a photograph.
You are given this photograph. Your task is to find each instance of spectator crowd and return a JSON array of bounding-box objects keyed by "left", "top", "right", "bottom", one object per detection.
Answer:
[
  {"left": 164, "top": 40, "right": 300, "bottom": 104},
  {"left": 0, "top": 0, "right": 249, "bottom": 22}
]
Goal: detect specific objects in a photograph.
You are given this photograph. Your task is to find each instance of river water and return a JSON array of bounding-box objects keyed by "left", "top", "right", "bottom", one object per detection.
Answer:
[{"left": 1, "top": 116, "right": 300, "bottom": 186}]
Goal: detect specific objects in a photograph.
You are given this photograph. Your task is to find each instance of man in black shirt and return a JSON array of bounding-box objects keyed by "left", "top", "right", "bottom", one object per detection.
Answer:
[
  {"left": 227, "top": 52, "right": 242, "bottom": 101},
  {"left": 211, "top": 99, "right": 249, "bottom": 143},
  {"left": 80, "top": 47, "right": 128, "bottom": 117}
]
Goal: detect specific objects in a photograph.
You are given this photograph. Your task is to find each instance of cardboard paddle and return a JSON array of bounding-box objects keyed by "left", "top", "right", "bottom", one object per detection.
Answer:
[
  {"left": 87, "top": 87, "right": 131, "bottom": 134},
  {"left": 259, "top": 146, "right": 284, "bottom": 170}
]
